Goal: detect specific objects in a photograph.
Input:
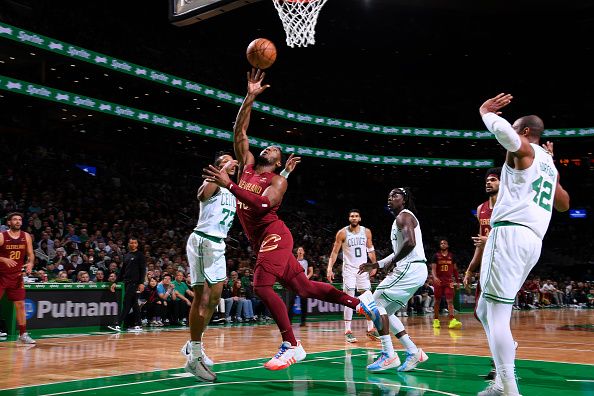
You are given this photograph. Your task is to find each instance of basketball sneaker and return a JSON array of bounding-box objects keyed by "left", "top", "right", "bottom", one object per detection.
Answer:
[
  {"left": 433, "top": 319, "right": 440, "bottom": 329},
  {"left": 367, "top": 351, "right": 401, "bottom": 372},
  {"left": 397, "top": 348, "right": 428, "bottom": 372},
  {"left": 181, "top": 341, "right": 214, "bottom": 367},
  {"left": 185, "top": 350, "right": 216, "bottom": 382},
  {"left": 356, "top": 290, "right": 383, "bottom": 331},
  {"left": 345, "top": 331, "right": 357, "bottom": 343},
  {"left": 477, "top": 379, "right": 504, "bottom": 396},
  {"left": 16, "top": 332, "right": 36, "bottom": 346},
  {"left": 448, "top": 318, "right": 462, "bottom": 329},
  {"left": 263, "top": 340, "right": 306, "bottom": 370},
  {"left": 128, "top": 326, "right": 143, "bottom": 333},
  {"left": 0, "top": 331, "right": 7, "bottom": 337},
  {"left": 366, "top": 328, "right": 381, "bottom": 341}
]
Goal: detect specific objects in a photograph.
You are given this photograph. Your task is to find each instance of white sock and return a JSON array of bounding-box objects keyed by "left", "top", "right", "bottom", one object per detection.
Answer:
[
  {"left": 398, "top": 334, "right": 418, "bottom": 354},
  {"left": 344, "top": 289, "right": 355, "bottom": 332},
  {"left": 379, "top": 335, "right": 394, "bottom": 358},
  {"left": 344, "top": 320, "right": 352, "bottom": 332},
  {"left": 190, "top": 341, "right": 202, "bottom": 360},
  {"left": 367, "top": 320, "right": 375, "bottom": 331}
]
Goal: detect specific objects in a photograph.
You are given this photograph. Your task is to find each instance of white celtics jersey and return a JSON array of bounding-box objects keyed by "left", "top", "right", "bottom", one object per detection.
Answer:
[
  {"left": 342, "top": 226, "right": 368, "bottom": 268},
  {"left": 195, "top": 187, "right": 236, "bottom": 239},
  {"left": 491, "top": 143, "right": 558, "bottom": 240},
  {"left": 391, "top": 209, "right": 426, "bottom": 269}
]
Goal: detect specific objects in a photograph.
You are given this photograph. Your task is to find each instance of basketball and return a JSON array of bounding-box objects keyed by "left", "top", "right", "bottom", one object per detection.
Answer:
[{"left": 246, "top": 38, "right": 277, "bottom": 69}]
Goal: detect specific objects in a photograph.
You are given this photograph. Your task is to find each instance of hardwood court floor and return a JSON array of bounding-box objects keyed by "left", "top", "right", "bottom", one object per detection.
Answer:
[{"left": 0, "top": 309, "right": 592, "bottom": 395}]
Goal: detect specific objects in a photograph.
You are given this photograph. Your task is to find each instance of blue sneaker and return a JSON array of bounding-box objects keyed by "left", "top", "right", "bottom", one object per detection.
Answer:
[
  {"left": 356, "top": 290, "right": 383, "bottom": 331},
  {"left": 367, "top": 351, "right": 402, "bottom": 372},
  {"left": 397, "top": 348, "right": 428, "bottom": 372}
]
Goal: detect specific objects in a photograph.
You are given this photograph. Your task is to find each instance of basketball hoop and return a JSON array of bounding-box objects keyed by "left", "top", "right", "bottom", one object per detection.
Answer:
[{"left": 272, "top": 0, "right": 329, "bottom": 48}]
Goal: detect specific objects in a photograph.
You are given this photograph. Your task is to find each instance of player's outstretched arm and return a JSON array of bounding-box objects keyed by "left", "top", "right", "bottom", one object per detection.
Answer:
[
  {"left": 197, "top": 161, "right": 238, "bottom": 201},
  {"left": 202, "top": 165, "right": 286, "bottom": 214},
  {"left": 480, "top": 93, "right": 534, "bottom": 165},
  {"left": 233, "top": 69, "right": 270, "bottom": 167},
  {"left": 327, "top": 229, "right": 345, "bottom": 282}
]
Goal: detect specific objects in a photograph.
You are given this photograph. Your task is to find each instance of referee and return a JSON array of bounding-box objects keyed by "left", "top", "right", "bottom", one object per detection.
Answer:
[{"left": 108, "top": 237, "right": 146, "bottom": 332}]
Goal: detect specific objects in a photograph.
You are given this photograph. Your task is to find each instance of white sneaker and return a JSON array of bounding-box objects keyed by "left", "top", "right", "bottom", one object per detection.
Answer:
[
  {"left": 402, "top": 312, "right": 408, "bottom": 317},
  {"left": 181, "top": 341, "right": 214, "bottom": 367},
  {"left": 477, "top": 380, "right": 504, "bottom": 395},
  {"left": 397, "top": 348, "right": 428, "bottom": 372},
  {"left": 17, "top": 332, "right": 36, "bottom": 346},
  {"left": 0, "top": 331, "right": 7, "bottom": 337},
  {"left": 367, "top": 351, "right": 402, "bottom": 372},
  {"left": 128, "top": 326, "right": 143, "bottom": 333},
  {"left": 107, "top": 325, "right": 122, "bottom": 332},
  {"left": 185, "top": 351, "right": 216, "bottom": 382},
  {"left": 263, "top": 340, "right": 307, "bottom": 370}
]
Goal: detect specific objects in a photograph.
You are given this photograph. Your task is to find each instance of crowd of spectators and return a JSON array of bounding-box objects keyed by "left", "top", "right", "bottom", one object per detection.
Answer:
[{"left": 1, "top": 128, "right": 592, "bottom": 330}]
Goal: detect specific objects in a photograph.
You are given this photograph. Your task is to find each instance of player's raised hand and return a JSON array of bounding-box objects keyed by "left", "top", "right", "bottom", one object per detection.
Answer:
[
  {"left": 358, "top": 262, "right": 379, "bottom": 275},
  {"left": 542, "top": 141, "right": 554, "bottom": 157},
  {"left": 479, "top": 93, "right": 513, "bottom": 116},
  {"left": 472, "top": 234, "right": 488, "bottom": 248},
  {"left": 247, "top": 68, "right": 270, "bottom": 97},
  {"left": 283, "top": 154, "right": 301, "bottom": 173},
  {"left": 203, "top": 164, "right": 232, "bottom": 188}
]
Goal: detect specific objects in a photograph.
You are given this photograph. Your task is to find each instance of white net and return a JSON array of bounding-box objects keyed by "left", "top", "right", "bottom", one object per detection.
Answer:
[{"left": 273, "top": 0, "right": 329, "bottom": 48}]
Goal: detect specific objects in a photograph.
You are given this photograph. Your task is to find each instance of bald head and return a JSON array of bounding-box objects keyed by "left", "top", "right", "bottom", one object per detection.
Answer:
[{"left": 513, "top": 115, "right": 544, "bottom": 142}]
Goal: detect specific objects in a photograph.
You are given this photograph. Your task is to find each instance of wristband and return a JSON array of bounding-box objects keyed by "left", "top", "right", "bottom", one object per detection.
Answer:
[{"left": 280, "top": 169, "right": 290, "bottom": 178}]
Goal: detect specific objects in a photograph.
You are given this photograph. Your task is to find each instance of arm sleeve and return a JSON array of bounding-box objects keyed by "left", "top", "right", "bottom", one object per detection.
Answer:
[
  {"left": 227, "top": 182, "right": 272, "bottom": 214},
  {"left": 377, "top": 253, "right": 395, "bottom": 269},
  {"left": 481, "top": 112, "right": 522, "bottom": 152}
]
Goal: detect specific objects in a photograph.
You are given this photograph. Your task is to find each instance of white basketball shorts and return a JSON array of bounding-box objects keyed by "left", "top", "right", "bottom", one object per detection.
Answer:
[
  {"left": 480, "top": 224, "right": 542, "bottom": 304},
  {"left": 342, "top": 264, "right": 371, "bottom": 292},
  {"left": 186, "top": 231, "right": 227, "bottom": 286},
  {"left": 373, "top": 261, "right": 427, "bottom": 316}
]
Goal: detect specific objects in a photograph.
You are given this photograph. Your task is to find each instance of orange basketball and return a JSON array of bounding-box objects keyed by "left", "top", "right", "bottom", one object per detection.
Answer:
[{"left": 246, "top": 38, "right": 277, "bottom": 69}]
